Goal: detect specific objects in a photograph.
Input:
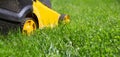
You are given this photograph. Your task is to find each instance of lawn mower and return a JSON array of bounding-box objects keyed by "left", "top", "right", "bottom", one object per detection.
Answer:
[{"left": 0, "top": 0, "right": 70, "bottom": 34}]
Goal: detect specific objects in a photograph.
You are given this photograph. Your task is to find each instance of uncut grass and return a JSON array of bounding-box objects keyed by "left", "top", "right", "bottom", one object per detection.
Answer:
[{"left": 0, "top": 0, "right": 120, "bottom": 57}]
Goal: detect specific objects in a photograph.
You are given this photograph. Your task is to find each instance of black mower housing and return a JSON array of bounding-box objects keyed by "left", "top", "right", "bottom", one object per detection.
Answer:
[
  {"left": 0, "top": 0, "right": 51, "bottom": 22},
  {"left": 0, "top": 0, "right": 33, "bottom": 22}
]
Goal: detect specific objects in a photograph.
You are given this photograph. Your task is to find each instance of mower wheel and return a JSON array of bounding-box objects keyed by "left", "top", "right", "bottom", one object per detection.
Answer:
[
  {"left": 59, "top": 14, "right": 70, "bottom": 24},
  {"left": 22, "top": 18, "right": 37, "bottom": 34}
]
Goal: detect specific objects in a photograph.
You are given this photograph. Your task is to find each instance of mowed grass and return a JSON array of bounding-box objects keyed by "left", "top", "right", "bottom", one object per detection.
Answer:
[{"left": 0, "top": 0, "right": 120, "bottom": 57}]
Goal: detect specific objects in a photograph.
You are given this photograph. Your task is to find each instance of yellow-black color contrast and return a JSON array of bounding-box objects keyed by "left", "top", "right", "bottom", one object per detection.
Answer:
[{"left": 0, "top": 0, "right": 70, "bottom": 34}]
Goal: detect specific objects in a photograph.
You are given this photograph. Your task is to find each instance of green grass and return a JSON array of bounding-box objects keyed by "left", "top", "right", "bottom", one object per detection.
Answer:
[{"left": 0, "top": 0, "right": 120, "bottom": 57}]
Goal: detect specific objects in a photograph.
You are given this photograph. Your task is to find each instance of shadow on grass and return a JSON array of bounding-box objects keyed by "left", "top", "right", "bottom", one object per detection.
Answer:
[
  {"left": 0, "top": 19, "right": 21, "bottom": 36},
  {"left": 0, "top": 28, "right": 21, "bottom": 37}
]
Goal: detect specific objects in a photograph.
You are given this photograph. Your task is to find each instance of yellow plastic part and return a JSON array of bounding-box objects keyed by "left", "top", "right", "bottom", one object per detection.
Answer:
[
  {"left": 23, "top": 18, "right": 36, "bottom": 34},
  {"left": 33, "top": 0, "right": 61, "bottom": 28}
]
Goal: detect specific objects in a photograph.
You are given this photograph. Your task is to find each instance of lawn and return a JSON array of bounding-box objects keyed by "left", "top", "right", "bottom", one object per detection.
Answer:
[{"left": 0, "top": 0, "right": 120, "bottom": 57}]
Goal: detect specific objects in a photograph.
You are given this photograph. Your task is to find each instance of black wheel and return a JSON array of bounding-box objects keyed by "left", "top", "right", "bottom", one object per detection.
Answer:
[
  {"left": 21, "top": 18, "right": 37, "bottom": 34},
  {"left": 40, "top": 0, "right": 51, "bottom": 8},
  {"left": 59, "top": 14, "right": 70, "bottom": 24}
]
